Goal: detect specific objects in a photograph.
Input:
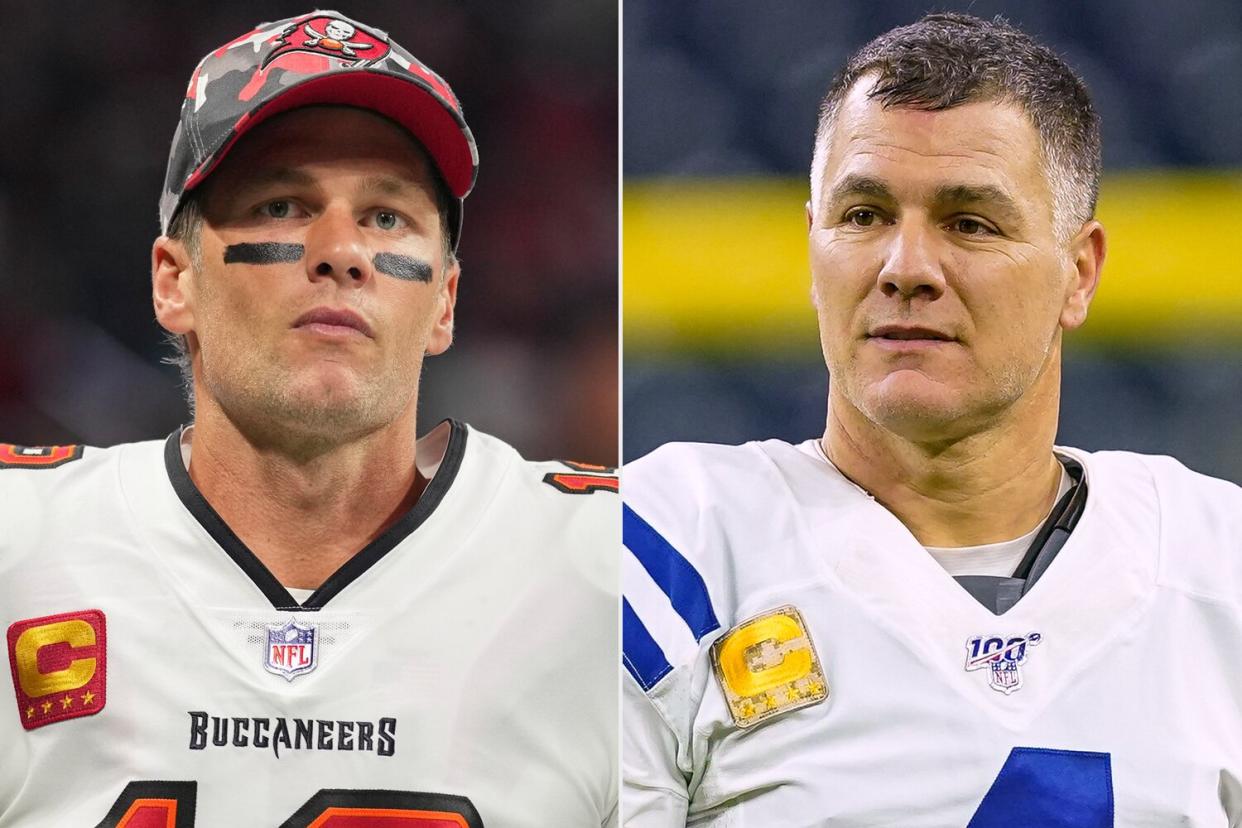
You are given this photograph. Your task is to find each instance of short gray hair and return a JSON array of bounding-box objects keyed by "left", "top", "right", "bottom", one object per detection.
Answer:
[{"left": 809, "top": 13, "right": 1101, "bottom": 241}]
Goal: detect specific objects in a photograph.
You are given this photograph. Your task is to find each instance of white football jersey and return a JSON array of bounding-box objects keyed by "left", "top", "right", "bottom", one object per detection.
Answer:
[
  {"left": 622, "top": 438, "right": 1242, "bottom": 826},
  {"left": 0, "top": 421, "right": 618, "bottom": 827}
]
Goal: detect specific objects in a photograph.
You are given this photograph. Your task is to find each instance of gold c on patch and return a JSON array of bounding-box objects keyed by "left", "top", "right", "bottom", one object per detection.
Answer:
[{"left": 711, "top": 605, "right": 828, "bottom": 728}]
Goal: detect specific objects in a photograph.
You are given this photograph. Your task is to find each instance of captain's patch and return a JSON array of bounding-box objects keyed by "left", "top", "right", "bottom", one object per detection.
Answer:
[
  {"left": 711, "top": 605, "right": 827, "bottom": 728},
  {"left": 7, "top": 609, "right": 107, "bottom": 730}
]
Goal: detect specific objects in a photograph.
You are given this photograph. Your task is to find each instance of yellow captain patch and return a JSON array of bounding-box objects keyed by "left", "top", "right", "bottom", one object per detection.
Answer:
[{"left": 711, "top": 605, "right": 828, "bottom": 728}]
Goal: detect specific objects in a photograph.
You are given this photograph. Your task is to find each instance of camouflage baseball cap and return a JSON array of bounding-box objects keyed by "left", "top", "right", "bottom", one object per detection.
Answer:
[{"left": 160, "top": 10, "right": 478, "bottom": 251}]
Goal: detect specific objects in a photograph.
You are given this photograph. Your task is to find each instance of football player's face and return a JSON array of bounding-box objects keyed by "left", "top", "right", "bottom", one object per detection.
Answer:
[
  {"left": 808, "top": 82, "right": 1096, "bottom": 442},
  {"left": 172, "top": 107, "right": 456, "bottom": 440}
]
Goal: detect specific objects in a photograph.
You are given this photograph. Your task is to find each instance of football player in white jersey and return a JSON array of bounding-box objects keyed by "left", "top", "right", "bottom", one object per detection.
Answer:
[
  {"left": 623, "top": 13, "right": 1242, "bottom": 827},
  {"left": 0, "top": 11, "right": 617, "bottom": 827}
]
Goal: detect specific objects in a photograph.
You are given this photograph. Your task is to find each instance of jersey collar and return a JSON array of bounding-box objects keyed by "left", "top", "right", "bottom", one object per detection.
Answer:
[{"left": 162, "top": 419, "right": 468, "bottom": 611}]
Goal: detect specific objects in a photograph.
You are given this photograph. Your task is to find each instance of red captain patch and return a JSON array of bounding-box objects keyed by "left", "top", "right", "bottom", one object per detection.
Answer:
[
  {"left": 7, "top": 610, "right": 107, "bottom": 730},
  {"left": 262, "top": 15, "right": 390, "bottom": 69}
]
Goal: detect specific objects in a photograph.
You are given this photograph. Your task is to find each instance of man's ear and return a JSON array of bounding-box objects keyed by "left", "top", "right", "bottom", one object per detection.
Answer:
[
  {"left": 1060, "top": 220, "right": 1106, "bottom": 331},
  {"left": 425, "top": 260, "right": 460, "bottom": 356},
  {"left": 152, "top": 236, "right": 196, "bottom": 336}
]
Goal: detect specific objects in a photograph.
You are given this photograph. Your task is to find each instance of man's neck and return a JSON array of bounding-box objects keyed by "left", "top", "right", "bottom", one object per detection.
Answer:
[
  {"left": 822, "top": 385, "right": 1063, "bottom": 549},
  {"left": 186, "top": 403, "right": 426, "bottom": 591}
]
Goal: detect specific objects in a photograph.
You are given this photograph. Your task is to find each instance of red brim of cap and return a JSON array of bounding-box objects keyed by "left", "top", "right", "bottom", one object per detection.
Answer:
[{"left": 184, "top": 70, "right": 475, "bottom": 199}]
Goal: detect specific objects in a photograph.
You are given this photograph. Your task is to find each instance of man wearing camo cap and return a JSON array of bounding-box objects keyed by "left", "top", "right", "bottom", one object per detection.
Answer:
[{"left": 0, "top": 11, "right": 618, "bottom": 826}]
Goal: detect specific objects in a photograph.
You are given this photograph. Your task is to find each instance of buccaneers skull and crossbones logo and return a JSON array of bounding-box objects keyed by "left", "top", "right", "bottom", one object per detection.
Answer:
[
  {"left": 263, "top": 15, "right": 390, "bottom": 68},
  {"left": 300, "top": 19, "right": 372, "bottom": 57}
]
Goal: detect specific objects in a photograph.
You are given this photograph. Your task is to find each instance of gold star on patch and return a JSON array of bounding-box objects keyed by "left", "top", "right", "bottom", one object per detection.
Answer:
[
  {"left": 40, "top": 701, "right": 52, "bottom": 714},
  {"left": 60, "top": 695, "right": 73, "bottom": 710},
  {"left": 25, "top": 706, "right": 34, "bottom": 719},
  {"left": 81, "top": 691, "right": 95, "bottom": 705}
]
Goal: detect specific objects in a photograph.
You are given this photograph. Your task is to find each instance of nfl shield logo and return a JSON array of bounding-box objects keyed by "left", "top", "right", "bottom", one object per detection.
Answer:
[
  {"left": 264, "top": 619, "right": 318, "bottom": 681},
  {"left": 964, "top": 632, "right": 1042, "bottom": 694}
]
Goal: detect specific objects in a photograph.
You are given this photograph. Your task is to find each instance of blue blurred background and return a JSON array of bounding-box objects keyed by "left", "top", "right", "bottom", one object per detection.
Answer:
[
  {"left": 0, "top": 1, "right": 617, "bottom": 465},
  {"left": 623, "top": 0, "right": 1242, "bottom": 482}
]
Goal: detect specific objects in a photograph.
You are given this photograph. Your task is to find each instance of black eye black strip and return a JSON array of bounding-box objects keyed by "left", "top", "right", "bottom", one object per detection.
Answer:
[
  {"left": 373, "top": 252, "right": 432, "bottom": 283},
  {"left": 223, "top": 242, "right": 305, "bottom": 264},
  {"left": 222, "top": 244, "right": 431, "bottom": 283}
]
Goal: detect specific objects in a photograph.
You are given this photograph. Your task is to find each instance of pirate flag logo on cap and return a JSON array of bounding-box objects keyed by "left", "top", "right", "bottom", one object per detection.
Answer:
[{"left": 262, "top": 14, "right": 391, "bottom": 69}]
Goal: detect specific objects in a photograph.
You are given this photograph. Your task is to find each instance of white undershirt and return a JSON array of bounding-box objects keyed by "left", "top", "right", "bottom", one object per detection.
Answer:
[
  {"left": 803, "top": 439, "right": 1072, "bottom": 577},
  {"left": 924, "top": 466, "right": 1070, "bottom": 578}
]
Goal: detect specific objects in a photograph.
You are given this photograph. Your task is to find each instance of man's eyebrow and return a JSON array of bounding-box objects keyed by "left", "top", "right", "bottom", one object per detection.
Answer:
[
  {"left": 235, "top": 167, "right": 317, "bottom": 192},
  {"left": 823, "top": 177, "right": 1025, "bottom": 223},
  {"left": 357, "top": 175, "right": 422, "bottom": 198},
  {"left": 933, "top": 183, "right": 1022, "bottom": 221},
  {"left": 826, "top": 174, "right": 894, "bottom": 208}
]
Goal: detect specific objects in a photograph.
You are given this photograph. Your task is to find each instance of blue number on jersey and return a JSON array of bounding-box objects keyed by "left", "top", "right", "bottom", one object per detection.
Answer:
[{"left": 969, "top": 747, "right": 1113, "bottom": 827}]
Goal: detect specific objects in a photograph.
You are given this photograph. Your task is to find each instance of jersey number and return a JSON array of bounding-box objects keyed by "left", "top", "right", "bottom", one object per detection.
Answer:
[
  {"left": 543, "top": 461, "right": 618, "bottom": 495},
  {"left": 0, "top": 443, "right": 83, "bottom": 469},
  {"left": 96, "top": 783, "right": 484, "bottom": 828},
  {"left": 969, "top": 747, "right": 1113, "bottom": 827}
]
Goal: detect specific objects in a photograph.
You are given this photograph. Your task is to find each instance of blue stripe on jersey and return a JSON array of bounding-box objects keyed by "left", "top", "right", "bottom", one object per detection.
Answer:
[
  {"left": 623, "top": 598, "right": 673, "bottom": 690},
  {"left": 623, "top": 503, "right": 720, "bottom": 641}
]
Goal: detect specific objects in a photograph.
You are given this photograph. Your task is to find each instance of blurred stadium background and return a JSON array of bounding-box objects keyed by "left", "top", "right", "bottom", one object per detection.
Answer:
[
  {"left": 0, "top": 1, "right": 617, "bottom": 465},
  {"left": 624, "top": 0, "right": 1242, "bottom": 482}
]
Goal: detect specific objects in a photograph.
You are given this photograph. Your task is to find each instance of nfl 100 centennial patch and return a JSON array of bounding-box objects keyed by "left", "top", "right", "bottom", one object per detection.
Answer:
[
  {"left": 711, "top": 605, "right": 828, "bottom": 728},
  {"left": 965, "top": 632, "right": 1042, "bottom": 694},
  {"left": 265, "top": 619, "right": 318, "bottom": 681}
]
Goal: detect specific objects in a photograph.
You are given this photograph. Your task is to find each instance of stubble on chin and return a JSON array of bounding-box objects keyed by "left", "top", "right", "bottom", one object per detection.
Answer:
[
  {"left": 847, "top": 355, "right": 1038, "bottom": 444},
  {"left": 205, "top": 354, "right": 415, "bottom": 448}
]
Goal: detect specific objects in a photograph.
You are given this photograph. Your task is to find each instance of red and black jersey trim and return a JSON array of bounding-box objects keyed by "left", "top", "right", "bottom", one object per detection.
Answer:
[{"left": 163, "top": 420, "right": 468, "bottom": 611}]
